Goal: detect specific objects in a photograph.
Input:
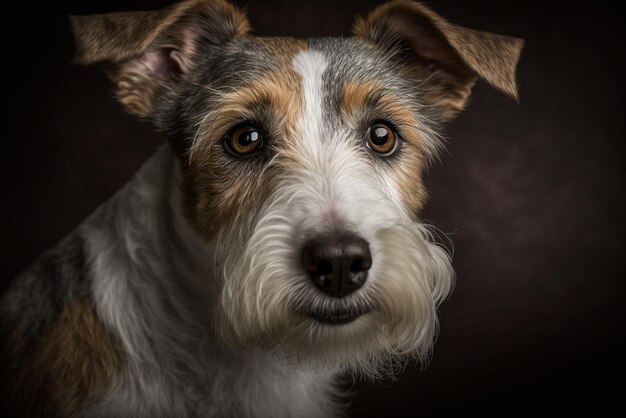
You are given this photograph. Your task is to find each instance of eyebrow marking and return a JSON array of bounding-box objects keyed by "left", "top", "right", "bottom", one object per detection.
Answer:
[
  {"left": 340, "top": 80, "right": 382, "bottom": 120},
  {"left": 190, "top": 76, "right": 302, "bottom": 160},
  {"left": 339, "top": 81, "right": 422, "bottom": 147}
]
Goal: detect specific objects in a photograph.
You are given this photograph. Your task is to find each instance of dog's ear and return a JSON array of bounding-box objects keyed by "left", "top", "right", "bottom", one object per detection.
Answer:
[
  {"left": 353, "top": 0, "right": 523, "bottom": 121},
  {"left": 69, "top": 0, "right": 250, "bottom": 118}
]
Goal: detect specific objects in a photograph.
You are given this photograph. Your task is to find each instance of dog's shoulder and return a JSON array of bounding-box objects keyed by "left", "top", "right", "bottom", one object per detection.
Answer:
[
  {"left": 3, "top": 233, "right": 90, "bottom": 334},
  {"left": 1, "top": 233, "right": 122, "bottom": 418}
]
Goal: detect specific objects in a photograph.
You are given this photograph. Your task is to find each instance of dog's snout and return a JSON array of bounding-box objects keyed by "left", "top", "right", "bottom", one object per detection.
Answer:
[{"left": 302, "top": 234, "right": 372, "bottom": 298}]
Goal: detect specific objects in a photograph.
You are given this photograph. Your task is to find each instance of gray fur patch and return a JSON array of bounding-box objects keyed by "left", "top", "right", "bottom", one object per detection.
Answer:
[{"left": 1, "top": 231, "right": 91, "bottom": 344}]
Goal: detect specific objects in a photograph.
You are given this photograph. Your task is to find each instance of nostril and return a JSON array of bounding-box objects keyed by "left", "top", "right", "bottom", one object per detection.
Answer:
[
  {"left": 349, "top": 258, "right": 367, "bottom": 273},
  {"left": 312, "top": 274, "right": 333, "bottom": 289},
  {"left": 317, "top": 260, "right": 333, "bottom": 275}
]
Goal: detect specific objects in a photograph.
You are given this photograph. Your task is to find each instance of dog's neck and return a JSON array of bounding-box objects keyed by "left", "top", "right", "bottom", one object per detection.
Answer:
[
  {"left": 86, "top": 144, "right": 213, "bottom": 303},
  {"left": 79, "top": 146, "right": 337, "bottom": 417}
]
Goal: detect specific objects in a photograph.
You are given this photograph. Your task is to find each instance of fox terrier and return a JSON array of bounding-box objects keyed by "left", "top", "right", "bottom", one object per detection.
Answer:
[{"left": 0, "top": 0, "right": 522, "bottom": 417}]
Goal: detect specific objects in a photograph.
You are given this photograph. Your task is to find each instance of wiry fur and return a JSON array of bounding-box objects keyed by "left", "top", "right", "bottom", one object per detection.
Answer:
[
  {"left": 212, "top": 51, "right": 453, "bottom": 378},
  {"left": 82, "top": 147, "right": 340, "bottom": 417},
  {"left": 1, "top": 1, "right": 522, "bottom": 416}
]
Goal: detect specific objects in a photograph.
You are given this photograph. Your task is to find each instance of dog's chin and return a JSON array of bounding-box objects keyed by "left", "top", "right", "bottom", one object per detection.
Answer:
[
  {"left": 216, "top": 304, "right": 431, "bottom": 379},
  {"left": 265, "top": 311, "right": 417, "bottom": 378}
]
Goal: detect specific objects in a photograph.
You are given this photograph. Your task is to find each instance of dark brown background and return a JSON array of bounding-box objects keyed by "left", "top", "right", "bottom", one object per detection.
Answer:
[{"left": 1, "top": 1, "right": 623, "bottom": 417}]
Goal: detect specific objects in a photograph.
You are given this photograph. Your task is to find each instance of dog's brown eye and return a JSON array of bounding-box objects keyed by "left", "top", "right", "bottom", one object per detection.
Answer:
[
  {"left": 367, "top": 122, "right": 397, "bottom": 155},
  {"left": 225, "top": 126, "right": 263, "bottom": 156}
]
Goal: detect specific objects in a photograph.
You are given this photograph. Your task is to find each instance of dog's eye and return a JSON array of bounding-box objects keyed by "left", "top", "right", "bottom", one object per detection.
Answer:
[
  {"left": 366, "top": 122, "right": 397, "bottom": 156},
  {"left": 224, "top": 126, "right": 263, "bottom": 156}
]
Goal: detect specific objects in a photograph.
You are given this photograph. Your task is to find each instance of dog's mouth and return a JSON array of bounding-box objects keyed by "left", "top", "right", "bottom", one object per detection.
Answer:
[{"left": 300, "top": 305, "right": 374, "bottom": 325}]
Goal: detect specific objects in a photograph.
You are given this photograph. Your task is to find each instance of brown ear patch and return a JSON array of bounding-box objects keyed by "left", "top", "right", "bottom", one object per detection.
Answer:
[
  {"left": 69, "top": 0, "right": 250, "bottom": 65},
  {"left": 353, "top": 0, "right": 523, "bottom": 120},
  {"left": 2, "top": 301, "right": 123, "bottom": 417},
  {"left": 70, "top": 0, "right": 251, "bottom": 119}
]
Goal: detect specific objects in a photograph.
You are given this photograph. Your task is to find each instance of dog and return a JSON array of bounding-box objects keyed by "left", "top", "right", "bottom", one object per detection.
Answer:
[{"left": 0, "top": 0, "right": 522, "bottom": 416}]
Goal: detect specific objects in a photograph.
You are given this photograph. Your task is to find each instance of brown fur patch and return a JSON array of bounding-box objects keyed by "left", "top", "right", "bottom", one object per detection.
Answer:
[
  {"left": 340, "top": 80, "right": 429, "bottom": 215},
  {"left": 340, "top": 81, "right": 421, "bottom": 145},
  {"left": 340, "top": 80, "right": 381, "bottom": 121},
  {"left": 2, "top": 301, "right": 122, "bottom": 418},
  {"left": 70, "top": 0, "right": 250, "bottom": 65},
  {"left": 180, "top": 38, "right": 307, "bottom": 240},
  {"left": 353, "top": 0, "right": 523, "bottom": 120},
  {"left": 71, "top": 0, "right": 252, "bottom": 119}
]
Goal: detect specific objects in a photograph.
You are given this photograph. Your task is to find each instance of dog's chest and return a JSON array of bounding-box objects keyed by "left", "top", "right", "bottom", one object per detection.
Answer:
[{"left": 86, "top": 350, "right": 338, "bottom": 418}]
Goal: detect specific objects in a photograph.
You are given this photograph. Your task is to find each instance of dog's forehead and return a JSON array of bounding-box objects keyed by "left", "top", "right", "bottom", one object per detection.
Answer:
[
  {"left": 187, "top": 35, "right": 428, "bottom": 163},
  {"left": 187, "top": 35, "right": 418, "bottom": 145},
  {"left": 310, "top": 37, "right": 396, "bottom": 83},
  {"left": 202, "top": 36, "right": 399, "bottom": 94}
]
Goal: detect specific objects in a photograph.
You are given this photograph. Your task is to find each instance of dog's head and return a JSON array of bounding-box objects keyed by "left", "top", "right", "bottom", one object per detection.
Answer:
[{"left": 71, "top": 0, "right": 522, "bottom": 376}]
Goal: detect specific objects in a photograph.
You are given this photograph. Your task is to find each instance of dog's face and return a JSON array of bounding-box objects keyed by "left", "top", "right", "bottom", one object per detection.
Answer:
[{"left": 71, "top": 0, "right": 521, "bottom": 376}]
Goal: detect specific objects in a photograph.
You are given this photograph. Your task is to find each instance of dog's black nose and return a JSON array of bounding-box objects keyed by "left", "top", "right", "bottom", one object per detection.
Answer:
[{"left": 302, "top": 234, "right": 372, "bottom": 298}]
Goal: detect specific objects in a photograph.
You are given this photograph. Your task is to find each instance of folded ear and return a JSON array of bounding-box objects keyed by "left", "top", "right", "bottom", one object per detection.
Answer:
[
  {"left": 69, "top": 0, "right": 250, "bottom": 118},
  {"left": 353, "top": 0, "right": 523, "bottom": 121}
]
